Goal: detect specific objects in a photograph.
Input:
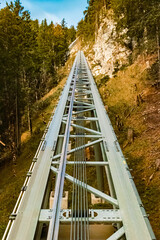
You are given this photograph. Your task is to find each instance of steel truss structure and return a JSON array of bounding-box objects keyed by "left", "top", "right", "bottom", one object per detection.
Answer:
[{"left": 3, "top": 51, "right": 156, "bottom": 240}]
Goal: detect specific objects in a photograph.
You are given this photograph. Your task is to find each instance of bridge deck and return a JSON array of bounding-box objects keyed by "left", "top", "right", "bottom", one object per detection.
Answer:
[{"left": 3, "top": 51, "right": 156, "bottom": 240}]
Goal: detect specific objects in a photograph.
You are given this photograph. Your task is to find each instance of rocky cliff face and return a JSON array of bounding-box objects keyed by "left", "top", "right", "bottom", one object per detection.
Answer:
[{"left": 85, "top": 11, "right": 130, "bottom": 77}]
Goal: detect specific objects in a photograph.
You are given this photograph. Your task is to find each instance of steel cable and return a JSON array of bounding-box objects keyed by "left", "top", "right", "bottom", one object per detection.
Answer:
[{"left": 70, "top": 54, "right": 90, "bottom": 240}]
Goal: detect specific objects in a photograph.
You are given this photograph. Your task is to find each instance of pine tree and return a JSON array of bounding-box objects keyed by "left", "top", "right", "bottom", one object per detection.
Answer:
[{"left": 0, "top": 1, "right": 75, "bottom": 160}]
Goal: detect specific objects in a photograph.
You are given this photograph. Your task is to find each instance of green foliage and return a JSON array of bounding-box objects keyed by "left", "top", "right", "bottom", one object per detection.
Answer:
[
  {"left": 77, "top": 0, "right": 111, "bottom": 42},
  {"left": 147, "top": 60, "right": 160, "bottom": 83},
  {"left": 78, "top": 0, "right": 160, "bottom": 57},
  {"left": 110, "top": 0, "right": 160, "bottom": 53},
  {"left": 113, "top": 60, "right": 120, "bottom": 77},
  {"left": 96, "top": 75, "right": 110, "bottom": 87},
  {"left": 101, "top": 74, "right": 110, "bottom": 83},
  {"left": 0, "top": 1, "right": 76, "bottom": 157}
]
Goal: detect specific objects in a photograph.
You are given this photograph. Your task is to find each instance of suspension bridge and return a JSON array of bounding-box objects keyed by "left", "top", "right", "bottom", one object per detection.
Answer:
[{"left": 2, "top": 51, "right": 156, "bottom": 240}]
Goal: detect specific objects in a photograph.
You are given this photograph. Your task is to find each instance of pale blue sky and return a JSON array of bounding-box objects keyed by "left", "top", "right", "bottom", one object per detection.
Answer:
[{"left": 0, "top": 0, "right": 88, "bottom": 27}]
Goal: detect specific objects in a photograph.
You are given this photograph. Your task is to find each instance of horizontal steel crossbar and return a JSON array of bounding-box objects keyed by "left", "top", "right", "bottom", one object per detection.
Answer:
[
  {"left": 62, "top": 117, "right": 98, "bottom": 121},
  {"left": 51, "top": 161, "right": 109, "bottom": 166},
  {"left": 39, "top": 209, "right": 122, "bottom": 223},
  {"left": 58, "top": 134, "right": 101, "bottom": 138}
]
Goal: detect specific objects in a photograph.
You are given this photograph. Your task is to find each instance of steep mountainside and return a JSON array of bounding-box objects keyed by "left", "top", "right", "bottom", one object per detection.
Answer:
[
  {"left": 85, "top": 11, "right": 130, "bottom": 77},
  {"left": 74, "top": 8, "right": 160, "bottom": 239},
  {"left": 98, "top": 58, "right": 160, "bottom": 238}
]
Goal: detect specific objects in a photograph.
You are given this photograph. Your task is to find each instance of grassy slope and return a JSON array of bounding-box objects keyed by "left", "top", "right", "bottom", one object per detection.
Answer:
[
  {"left": 0, "top": 55, "right": 76, "bottom": 238},
  {"left": 96, "top": 56, "right": 160, "bottom": 238}
]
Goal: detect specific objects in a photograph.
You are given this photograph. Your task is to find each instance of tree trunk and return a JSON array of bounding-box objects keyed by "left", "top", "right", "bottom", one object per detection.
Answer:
[
  {"left": 156, "top": 25, "right": 160, "bottom": 85},
  {"left": 104, "top": 0, "right": 106, "bottom": 10},
  {"left": 28, "top": 105, "right": 32, "bottom": 134},
  {"left": 4, "top": 77, "right": 10, "bottom": 127},
  {"left": 95, "top": 12, "right": 98, "bottom": 42},
  {"left": 143, "top": 26, "right": 148, "bottom": 55},
  {"left": 15, "top": 77, "right": 21, "bottom": 153},
  {"left": 127, "top": 129, "right": 134, "bottom": 144}
]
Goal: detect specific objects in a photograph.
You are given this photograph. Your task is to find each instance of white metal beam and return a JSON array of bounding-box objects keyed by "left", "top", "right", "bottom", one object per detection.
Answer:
[
  {"left": 62, "top": 120, "right": 102, "bottom": 135},
  {"left": 51, "top": 166, "right": 119, "bottom": 207},
  {"left": 63, "top": 107, "right": 95, "bottom": 117},
  {"left": 52, "top": 138, "right": 103, "bottom": 160},
  {"left": 106, "top": 227, "right": 125, "bottom": 240},
  {"left": 51, "top": 161, "right": 109, "bottom": 166},
  {"left": 59, "top": 134, "right": 101, "bottom": 138},
  {"left": 39, "top": 209, "right": 122, "bottom": 223}
]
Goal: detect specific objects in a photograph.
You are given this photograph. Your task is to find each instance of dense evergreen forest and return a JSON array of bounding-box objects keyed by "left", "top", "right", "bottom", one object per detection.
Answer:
[
  {"left": 78, "top": 0, "right": 160, "bottom": 64},
  {"left": 0, "top": 0, "right": 76, "bottom": 161}
]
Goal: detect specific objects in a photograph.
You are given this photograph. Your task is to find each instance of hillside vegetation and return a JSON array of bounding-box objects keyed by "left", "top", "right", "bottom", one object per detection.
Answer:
[
  {"left": 78, "top": 0, "right": 160, "bottom": 85},
  {"left": 78, "top": 0, "right": 160, "bottom": 54},
  {"left": 76, "top": 0, "right": 160, "bottom": 238},
  {"left": 0, "top": 0, "right": 76, "bottom": 163},
  {"left": 97, "top": 57, "right": 160, "bottom": 238},
  {"left": 0, "top": 54, "right": 76, "bottom": 238}
]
